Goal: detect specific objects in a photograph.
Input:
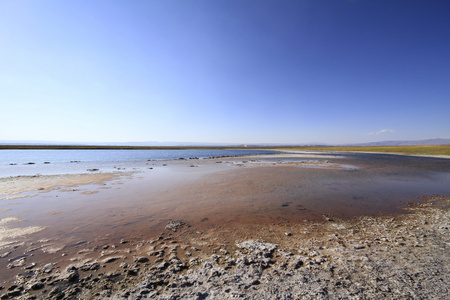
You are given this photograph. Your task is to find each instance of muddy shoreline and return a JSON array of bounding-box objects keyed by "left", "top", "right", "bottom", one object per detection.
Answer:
[
  {"left": 1, "top": 195, "right": 449, "bottom": 299},
  {"left": 0, "top": 152, "right": 449, "bottom": 299}
]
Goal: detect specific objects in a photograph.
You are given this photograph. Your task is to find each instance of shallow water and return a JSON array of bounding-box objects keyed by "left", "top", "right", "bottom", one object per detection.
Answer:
[
  {"left": 0, "top": 149, "right": 278, "bottom": 177},
  {"left": 7, "top": 152, "right": 450, "bottom": 235},
  {"left": 0, "top": 152, "right": 449, "bottom": 282}
]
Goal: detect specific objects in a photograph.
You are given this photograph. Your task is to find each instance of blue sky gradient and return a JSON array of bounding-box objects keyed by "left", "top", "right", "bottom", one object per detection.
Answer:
[{"left": 1, "top": 0, "right": 449, "bottom": 144}]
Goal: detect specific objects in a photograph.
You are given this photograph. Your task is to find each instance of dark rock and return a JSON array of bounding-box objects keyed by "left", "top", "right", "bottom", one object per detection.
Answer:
[
  {"left": 66, "top": 265, "right": 78, "bottom": 272},
  {"left": 101, "top": 256, "right": 125, "bottom": 264},
  {"left": 134, "top": 256, "right": 149, "bottom": 263},
  {"left": 29, "top": 282, "right": 44, "bottom": 290},
  {"left": 6, "top": 289, "right": 22, "bottom": 297},
  {"left": 127, "top": 268, "right": 140, "bottom": 276},
  {"left": 148, "top": 250, "right": 164, "bottom": 257},
  {"left": 62, "top": 271, "right": 79, "bottom": 282},
  {"left": 151, "top": 261, "right": 169, "bottom": 271},
  {"left": 42, "top": 263, "right": 56, "bottom": 274},
  {"left": 7, "top": 285, "right": 18, "bottom": 291},
  {"left": 323, "top": 214, "right": 334, "bottom": 222},
  {"left": 80, "top": 262, "right": 100, "bottom": 271}
]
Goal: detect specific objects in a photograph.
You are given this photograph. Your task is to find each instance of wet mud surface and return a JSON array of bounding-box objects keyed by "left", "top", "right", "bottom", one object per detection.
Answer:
[{"left": 0, "top": 151, "right": 449, "bottom": 298}]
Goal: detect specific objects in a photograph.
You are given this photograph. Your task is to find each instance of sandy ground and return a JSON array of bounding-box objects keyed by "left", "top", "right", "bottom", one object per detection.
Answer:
[
  {"left": 0, "top": 152, "right": 449, "bottom": 299},
  {"left": 0, "top": 173, "right": 121, "bottom": 196}
]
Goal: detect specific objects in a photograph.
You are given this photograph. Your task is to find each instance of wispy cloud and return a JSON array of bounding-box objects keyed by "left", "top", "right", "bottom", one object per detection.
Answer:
[{"left": 368, "top": 129, "right": 395, "bottom": 135}]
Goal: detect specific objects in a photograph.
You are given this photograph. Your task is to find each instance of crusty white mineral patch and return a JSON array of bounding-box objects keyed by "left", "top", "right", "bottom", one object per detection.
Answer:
[
  {"left": 0, "top": 226, "right": 46, "bottom": 245},
  {"left": 0, "top": 216, "right": 21, "bottom": 226},
  {"left": 0, "top": 172, "right": 119, "bottom": 195},
  {"left": 0, "top": 216, "right": 46, "bottom": 248},
  {"left": 41, "top": 244, "right": 65, "bottom": 254}
]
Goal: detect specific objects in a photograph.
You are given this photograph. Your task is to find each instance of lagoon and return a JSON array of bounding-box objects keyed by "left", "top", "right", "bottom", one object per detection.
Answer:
[
  {"left": 0, "top": 149, "right": 278, "bottom": 177},
  {"left": 0, "top": 150, "right": 449, "bottom": 298}
]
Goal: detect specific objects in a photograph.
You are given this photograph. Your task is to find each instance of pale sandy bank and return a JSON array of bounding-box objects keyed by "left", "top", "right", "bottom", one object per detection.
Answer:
[{"left": 0, "top": 172, "right": 120, "bottom": 196}]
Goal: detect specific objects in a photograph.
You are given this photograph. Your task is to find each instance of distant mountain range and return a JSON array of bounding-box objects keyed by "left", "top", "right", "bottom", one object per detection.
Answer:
[{"left": 0, "top": 138, "right": 449, "bottom": 147}]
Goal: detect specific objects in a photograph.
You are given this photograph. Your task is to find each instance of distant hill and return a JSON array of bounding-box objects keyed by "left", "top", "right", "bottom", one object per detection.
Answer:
[{"left": 347, "top": 138, "right": 450, "bottom": 147}]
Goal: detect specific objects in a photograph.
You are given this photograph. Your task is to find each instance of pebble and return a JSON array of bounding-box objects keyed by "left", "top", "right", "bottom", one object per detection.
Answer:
[{"left": 2, "top": 196, "right": 449, "bottom": 300}]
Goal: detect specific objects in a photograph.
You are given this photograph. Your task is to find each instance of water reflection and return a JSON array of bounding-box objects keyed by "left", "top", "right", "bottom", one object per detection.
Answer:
[{"left": 0, "top": 153, "right": 449, "bottom": 269}]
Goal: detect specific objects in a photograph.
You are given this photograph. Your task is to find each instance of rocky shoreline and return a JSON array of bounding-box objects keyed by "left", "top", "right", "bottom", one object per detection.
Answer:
[{"left": 2, "top": 195, "right": 449, "bottom": 299}]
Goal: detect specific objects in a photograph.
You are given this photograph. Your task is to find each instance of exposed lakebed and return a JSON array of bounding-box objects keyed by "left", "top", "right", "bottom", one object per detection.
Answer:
[{"left": 0, "top": 150, "right": 449, "bottom": 298}]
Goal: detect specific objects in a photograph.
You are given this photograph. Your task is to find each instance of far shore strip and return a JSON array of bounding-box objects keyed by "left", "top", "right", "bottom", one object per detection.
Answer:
[{"left": 273, "top": 149, "right": 450, "bottom": 159}]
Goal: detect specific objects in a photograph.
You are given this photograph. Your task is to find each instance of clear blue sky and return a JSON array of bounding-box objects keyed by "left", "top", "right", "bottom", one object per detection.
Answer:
[{"left": 1, "top": 0, "right": 449, "bottom": 144}]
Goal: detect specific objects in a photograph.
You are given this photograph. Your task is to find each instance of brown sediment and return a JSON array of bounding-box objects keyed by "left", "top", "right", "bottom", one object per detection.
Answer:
[
  {"left": 80, "top": 191, "right": 99, "bottom": 195},
  {"left": 1, "top": 195, "right": 449, "bottom": 299},
  {"left": 0, "top": 154, "right": 449, "bottom": 298}
]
